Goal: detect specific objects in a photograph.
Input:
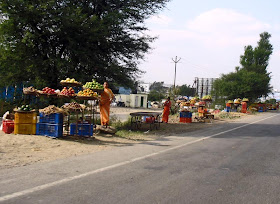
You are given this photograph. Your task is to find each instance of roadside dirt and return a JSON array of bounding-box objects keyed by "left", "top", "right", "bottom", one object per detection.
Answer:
[{"left": 0, "top": 108, "right": 253, "bottom": 169}]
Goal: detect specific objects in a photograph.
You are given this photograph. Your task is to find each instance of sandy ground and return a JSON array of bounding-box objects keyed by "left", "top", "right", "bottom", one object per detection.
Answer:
[{"left": 0, "top": 107, "right": 251, "bottom": 169}]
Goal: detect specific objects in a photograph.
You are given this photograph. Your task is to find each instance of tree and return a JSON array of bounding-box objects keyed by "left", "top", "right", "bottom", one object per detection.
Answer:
[
  {"left": 177, "top": 84, "right": 195, "bottom": 96},
  {"left": 149, "top": 81, "right": 167, "bottom": 92},
  {"left": 239, "top": 32, "right": 273, "bottom": 75},
  {"left": 213, "top": 32, "right": 273, "bottom": 102},
  {"left": 148, "top": 81, "right": 167, "bottom": 101},
  {"left": 213, "top": 69, "right": 270, "bottom": 101},
  {"left": 0, "top": 0, "right": 170, "bottom": 88}
]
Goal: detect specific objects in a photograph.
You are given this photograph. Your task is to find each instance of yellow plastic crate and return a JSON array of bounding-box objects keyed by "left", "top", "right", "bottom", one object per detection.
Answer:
[
  {"left": 15, "top": 112, "right": 37, "bottom": 124},
  {"left": 14, "top": 123, "right": 36, "bottom": 135}
]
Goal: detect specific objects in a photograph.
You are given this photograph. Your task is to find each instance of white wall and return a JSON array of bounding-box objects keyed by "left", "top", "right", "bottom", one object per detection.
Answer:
[{"left": 115, "top": 94, "right": 148, "bottom": 108}]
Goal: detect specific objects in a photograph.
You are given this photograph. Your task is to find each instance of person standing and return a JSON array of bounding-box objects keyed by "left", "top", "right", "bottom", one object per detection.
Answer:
[
  {"left": 100, "top": 82, "right": 115, "bottom": 127},
  {"left": 162, "top": 97, "right": 171, "bottom": 123}
]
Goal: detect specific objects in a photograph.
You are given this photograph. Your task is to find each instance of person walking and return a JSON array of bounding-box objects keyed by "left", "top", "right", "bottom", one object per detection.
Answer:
[
  {"left": 162, "top": 97, "right": 171, "bottom": 123},
  {"left": 99, "top": 82, "right": 115, "bottom": 127}
]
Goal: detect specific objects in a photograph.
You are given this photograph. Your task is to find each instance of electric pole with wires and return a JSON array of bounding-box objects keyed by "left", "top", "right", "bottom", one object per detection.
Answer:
[{"left": 172, "top": 56, "right": 181, "bottom": 90}]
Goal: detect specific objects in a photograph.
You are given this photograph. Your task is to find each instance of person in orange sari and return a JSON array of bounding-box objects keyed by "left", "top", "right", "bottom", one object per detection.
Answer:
[
  {"left": 99, "top": 82, "right": 115, "bottom": 127},
  {"left": 162, "top": 97, "right": 171, "bottom": 123}
]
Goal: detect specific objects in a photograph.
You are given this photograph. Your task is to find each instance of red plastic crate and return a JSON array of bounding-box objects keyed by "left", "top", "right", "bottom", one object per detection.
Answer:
[
  {"left": 145, "top": 117, "right": 155, "bottom": 123},
  {"left": 2, "top": 120, "right": 14, "bottom": 134},
  {"left": 179, "top": 117, "right": 192, "bottom": 123}
]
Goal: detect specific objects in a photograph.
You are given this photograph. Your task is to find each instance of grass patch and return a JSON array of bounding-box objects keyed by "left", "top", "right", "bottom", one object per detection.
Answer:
[
  {"left": 115, "top": 130, "right": 147, "bottom": 140},
  {"left": 217, "top": 112, "right": 242, "bottom": 120}
]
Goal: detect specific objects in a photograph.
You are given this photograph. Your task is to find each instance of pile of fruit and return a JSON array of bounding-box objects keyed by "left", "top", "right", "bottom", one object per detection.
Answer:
[
  {"left": 60, "top": 87, "right": 76, "bottom": 96},
  {"left": 18, "top": 105, "right": 32, "bottom": 111},
  {"left": 83, "top": 79, "right": 103, "bottom": 89},
  {"left": 23, "top": 86, "right": 37, "bottom": 93},
  {"left": 42, "top": 87, "right": 56, "bottom": 95},
  {"left": 77, "top": 89, "right": 98, "bottom": 97},
  {"left": 62, "top": 102, "right": 85, "bottom": 111},
  {"left": 202, "top": 95, "right": 212, "bottom": 100},
  {"left": 39, "top": 105, "right": 67, "bottom": 115},
  {"left": 60, "top": 78, "right": 81, "bottom": 84}
]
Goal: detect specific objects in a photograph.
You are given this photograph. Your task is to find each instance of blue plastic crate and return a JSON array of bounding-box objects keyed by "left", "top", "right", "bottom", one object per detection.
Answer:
[
  {"left": 47, "top": 124, "right": 63, "bottom": 138},
  {"left": 39, "top": 113, "right": 63, "bottom": 124},
  {"left": 70, "top": 123, "right": 93, "bottom": 136},
  {"left": 179, "top": 112, "right": 192, "bottom": 118},
  {"left": 36, "top": 123, "right": 48, "bottom": 136}
]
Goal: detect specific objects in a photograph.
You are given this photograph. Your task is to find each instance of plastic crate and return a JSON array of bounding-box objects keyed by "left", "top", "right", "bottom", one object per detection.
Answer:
[
  {"left": 70, "top": 123, "right": 93, "bottom": 136},
  {"left": 15, "top": 112, "right": 37, "bottom": 124},
  {"left": 14, "top": 123, "right": 36, "bottom": 135},
  {"left": 2, "top": 120, "right": 14, "bottom": 134},
  {"left": 145, "top": 117, "right": 155, "bottom": 123},
  {"left": 36, "top": 123, "right": 48, "bottom": 136},
  {"left": 47, "top": 124, "right": 63, "bottom": 138},
  {"left": 179, "top": 112, "right": 192, "bottom": 118},
  {"left": 39, "top": 113, "right": 63, "bottom": 124},
  {"left": 179, "top": 117, "right": 192, "bottom": 123}
]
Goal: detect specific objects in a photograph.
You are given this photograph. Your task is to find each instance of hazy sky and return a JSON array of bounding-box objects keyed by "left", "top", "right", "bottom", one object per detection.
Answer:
[{"left": 139, "top": 0, "right": 280, "bottom": 90}]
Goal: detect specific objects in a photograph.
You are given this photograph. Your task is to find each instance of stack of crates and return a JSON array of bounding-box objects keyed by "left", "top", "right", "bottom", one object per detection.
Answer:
[
  {"left": 36, "top": 113, "right": 63, "bottom": 138},
  {"left": 70, "top": 123, "right": 93, "bottom": 137},
  {"left": 179, "top": 111, "right": 192, "bottom": 123},
  {"left": 14, "top": 112, "right": 37, "bottom": 134}
]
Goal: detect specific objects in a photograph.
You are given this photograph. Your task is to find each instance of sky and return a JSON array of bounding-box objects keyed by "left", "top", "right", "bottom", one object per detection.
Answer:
[{"left": 139, "top": 0, "right": 280, "bottom": 91}]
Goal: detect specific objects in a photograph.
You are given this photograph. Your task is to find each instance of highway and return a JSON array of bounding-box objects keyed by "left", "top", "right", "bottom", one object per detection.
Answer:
[{"left": 0, "top": 112, "right": 280, "bottom": 203}]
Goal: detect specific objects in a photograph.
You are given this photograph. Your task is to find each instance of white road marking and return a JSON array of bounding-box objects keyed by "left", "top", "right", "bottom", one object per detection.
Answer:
[{"left": 0, "top": 114, "right": 278, "bottom": 202}]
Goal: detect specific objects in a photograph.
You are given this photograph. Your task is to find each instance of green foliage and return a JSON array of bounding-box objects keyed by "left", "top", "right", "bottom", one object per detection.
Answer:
[
  {"left": 148, "top": 90, "right": 165, "bottom": 101},
  {"left": 177, "top": 84, "right": 195, "bottom": 96},
  {"left": 213, "top": 69, "right": 270, "bottom": 101},
  {"left": 148, "top": 81, "right": 168, "bottom": 101},
  {"left": 213, "top": 32, "right": 273, "bottom": 102},
  {"left": 149, "top": 81, "right": 167, "bottom": 92},
  {"left": 266, "top": 98, "right": 276, "bottom": 104},
  {"left": 0, "top": 0, "right": 170, "bottom": 89}
]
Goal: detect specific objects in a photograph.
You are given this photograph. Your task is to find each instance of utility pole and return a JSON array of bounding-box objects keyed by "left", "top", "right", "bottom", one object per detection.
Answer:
[{"left": 172, "top": 56, "right": 181, "bottom": 90}]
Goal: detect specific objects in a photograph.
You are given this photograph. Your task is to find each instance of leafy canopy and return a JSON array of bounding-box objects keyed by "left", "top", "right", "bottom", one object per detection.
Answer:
[
  {"left": 148, "top": 81, "right": 167, "bottom": 101},
  {"left": 213, "top": 32, "right": 273, "bottom": 102},
  {"left": 0, "top": 0, "right": 170, "bottom": 88}
]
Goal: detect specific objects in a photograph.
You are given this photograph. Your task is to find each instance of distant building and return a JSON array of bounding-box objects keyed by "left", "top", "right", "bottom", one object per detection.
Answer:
[
  {"left": 118, "top": 87, "right": 131, "bottom": 95},
  {"left": 194, "top": 77, "right": 217, "bottom": 98},
  {"left": 139, "top": 82, "right": 172, "bottom": 94},
  {"left": 138, "top": 82, "right": 151, "bottom": 93},
  {"left": 115, "top": 94, "right": 148, "bottom": 108}
]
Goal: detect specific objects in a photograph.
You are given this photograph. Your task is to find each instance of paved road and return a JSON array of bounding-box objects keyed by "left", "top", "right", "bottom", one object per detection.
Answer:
[{"left": 1, "top": 112, "right": 280, "bottom": 203}]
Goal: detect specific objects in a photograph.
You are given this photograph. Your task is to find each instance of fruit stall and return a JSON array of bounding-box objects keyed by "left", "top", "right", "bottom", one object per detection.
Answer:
[{"left": 2, "top": 78, "right": 104, "bottom": 138}]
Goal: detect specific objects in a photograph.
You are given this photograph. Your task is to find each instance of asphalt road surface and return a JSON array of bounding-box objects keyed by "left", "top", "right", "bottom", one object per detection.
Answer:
[{"left": 1, "top": 112, "right": 280, "bottom": 204}]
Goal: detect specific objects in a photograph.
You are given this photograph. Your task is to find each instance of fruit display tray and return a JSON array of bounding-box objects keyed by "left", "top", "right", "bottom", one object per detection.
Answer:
[
  {"left": 13, "top": 109, "right": 36, "bottom": 113},
  {"left": 82, "top": 87, "right": 104, "bottom": 93},
  {"left": 23, "top": 90, "right": 38, "bottom": 96},
  {"left": 60, "top": 82, "right": 82, "bottom": 87},
  {"left": 57, "top": 94, "right": 76, "bottom": 99},
  {"left": 76, "top": 96, "right": 99, "bottom": 100}
]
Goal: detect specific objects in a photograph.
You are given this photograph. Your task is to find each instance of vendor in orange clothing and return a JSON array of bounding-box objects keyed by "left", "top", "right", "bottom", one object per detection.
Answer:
[
  {"left": 99, "top": 82, "right": 115, "bottom": 127},
  {"left": 162, "top": 97, "right": 171, "bottom": 123}
]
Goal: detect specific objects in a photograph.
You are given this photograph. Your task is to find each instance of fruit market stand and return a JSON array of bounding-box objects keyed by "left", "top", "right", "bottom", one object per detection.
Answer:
[
  {"left": 20, "top": 78, "right": 104, "bottom": 137},
  {"left": 130, "top": 112, "right": 161, "bottom": 130}
]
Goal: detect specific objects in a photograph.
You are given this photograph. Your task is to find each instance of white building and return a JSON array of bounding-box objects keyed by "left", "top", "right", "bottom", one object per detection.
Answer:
[
  {"left": 115, "top": 94, "right": 148, "bottom": 108},
  {"left": 194, "top": 77, "right": 217, "bottom": 98}
]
